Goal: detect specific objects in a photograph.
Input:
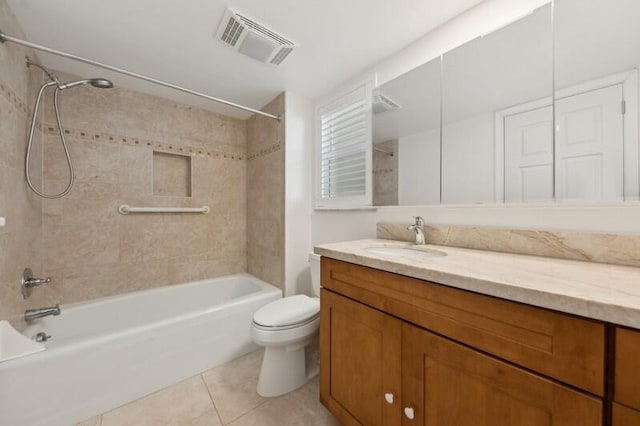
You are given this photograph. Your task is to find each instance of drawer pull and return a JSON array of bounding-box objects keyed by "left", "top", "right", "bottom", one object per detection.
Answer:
[
  {"left": 404, "top": 407, "right": 415, "bottom": 420},
  {"left": 384, "top": 393, "right": 394, "bottom": 404}
]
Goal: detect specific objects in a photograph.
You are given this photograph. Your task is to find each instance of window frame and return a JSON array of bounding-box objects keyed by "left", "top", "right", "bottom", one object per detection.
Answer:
[{"left": 314, "top": 80, "right": 373, "bottom": 209}]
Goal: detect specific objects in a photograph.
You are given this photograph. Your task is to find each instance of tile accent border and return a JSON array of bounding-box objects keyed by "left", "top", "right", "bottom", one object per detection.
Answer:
[
  {"left": 42, "top": 123, "right": 245, "bottom": 161},
  {"left": 377, "top": 222, "right": 640, "bottom": 268},
  {"left": 373, "top": 168, "right": 395, "bottom": 175},
  {"left": 0, "top": 79, "right": 29, "bottom": 116},
  {"left": 247, "top": 142, "right": 281, "bottom": 160},
  {"left": 0, "top": 75, "right": 246, "bottom": 162}
]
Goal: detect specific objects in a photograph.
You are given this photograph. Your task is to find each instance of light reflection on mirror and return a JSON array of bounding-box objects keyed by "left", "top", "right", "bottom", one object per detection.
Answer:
[
  {"left": 441, "top": 4, "right": 553, "bottom": 204},
  {"left": 372, "top": 58, "right": 441, "bottom": 206}
]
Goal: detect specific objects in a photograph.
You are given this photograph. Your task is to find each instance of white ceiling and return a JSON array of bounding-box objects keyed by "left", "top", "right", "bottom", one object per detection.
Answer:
[{"left": 5, "top": 0, "right": 484, "bottom": 118}]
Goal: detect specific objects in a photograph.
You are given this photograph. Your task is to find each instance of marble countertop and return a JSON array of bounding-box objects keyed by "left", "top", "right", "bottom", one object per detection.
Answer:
[{"left": 314, "top": 239, "right": 640, "bottom": 328}]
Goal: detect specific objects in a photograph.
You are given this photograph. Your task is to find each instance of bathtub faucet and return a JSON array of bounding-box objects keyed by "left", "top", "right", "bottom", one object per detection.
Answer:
[{"left": 25, "top": 305, "right": 60, "bottom": 322}]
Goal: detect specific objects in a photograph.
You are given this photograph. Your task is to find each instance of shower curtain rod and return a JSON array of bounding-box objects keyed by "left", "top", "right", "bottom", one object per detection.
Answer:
[{"left": 0, "top": 29, "right": 281, "bottom": 121}]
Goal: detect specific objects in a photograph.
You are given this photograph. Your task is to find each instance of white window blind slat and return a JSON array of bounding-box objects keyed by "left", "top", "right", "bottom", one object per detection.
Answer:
[
  {"left": 320, "top": 100, "right": 365, "bottom": 127},
  {"left": 321, "top": 111, "right": 367, "bottom": 136},
  {"left": 320, "top": 127, "right": 367, "bottom": 150},
  {"left": 320, "top": 141, "right": 366, "bottom": 160},
  {"left": 320, "top": 162, "right": 364, "bottom": 178}
]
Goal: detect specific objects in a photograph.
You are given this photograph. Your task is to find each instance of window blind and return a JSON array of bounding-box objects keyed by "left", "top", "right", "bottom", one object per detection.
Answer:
[{"left": 316, "top": 82, "right": 372, "bottom": 207}]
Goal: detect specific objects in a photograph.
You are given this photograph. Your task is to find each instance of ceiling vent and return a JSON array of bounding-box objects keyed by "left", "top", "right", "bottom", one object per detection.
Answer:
[
  {"left": 372, "top": 91, "right": 402, "bottom": 114},
  {"left": 216, "top": 8, "right": 297, "bottom": 66}
]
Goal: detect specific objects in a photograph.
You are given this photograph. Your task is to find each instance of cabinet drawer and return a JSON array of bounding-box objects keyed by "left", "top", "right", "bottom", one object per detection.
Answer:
[
  {"left": 614, "top": 327, "right": 640, "bottom": 410},
  {"left": 321, "top": 257, "right": 605, "bottom": 396},
  {"left": 612, "top": 403, "right": 640, "bottom": 426}
]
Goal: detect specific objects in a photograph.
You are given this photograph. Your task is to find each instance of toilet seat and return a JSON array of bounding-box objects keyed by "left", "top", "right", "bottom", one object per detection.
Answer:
[
  {"left": 252, "top": 314, "right": 319, "bottom": 331},
  {"left": 252, "top": 295, "right": 319, "bottom": 329}
]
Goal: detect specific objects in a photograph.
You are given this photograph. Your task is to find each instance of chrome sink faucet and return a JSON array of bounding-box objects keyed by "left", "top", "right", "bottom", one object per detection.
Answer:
[
  {"left": 25, "top": 305, "right": 60, "bottom": 322},
  {"left": 407, "top": 216, "right": 426, "bottom": 245}
]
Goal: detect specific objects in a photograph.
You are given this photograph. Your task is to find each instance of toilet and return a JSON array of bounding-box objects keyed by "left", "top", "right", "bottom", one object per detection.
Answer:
[{"left": 251, "top": 253, "right": 321, "bottom": 397}]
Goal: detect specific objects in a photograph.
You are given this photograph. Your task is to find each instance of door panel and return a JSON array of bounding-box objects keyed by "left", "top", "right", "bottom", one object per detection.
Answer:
[
  {"left": 505, "top": 106, "right": 554, "bottom": 202},
  {"left": 402, "top": 323, "right": 602, "bottom": 426},
  {"left": 320, "top": 289, "right": 402, "bottom": 426},
  {"left": 556, "top": 84, "right": 624, "bottom": 201}
]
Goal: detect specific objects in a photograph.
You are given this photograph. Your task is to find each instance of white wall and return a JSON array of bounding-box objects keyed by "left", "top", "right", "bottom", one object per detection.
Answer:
[
  {"left": 398, "top": 129, "right": 440, "bottom": 205},
  {"left": 311, "top": 0, "right": 640, "bottom": 245},
  {"left": 284, "top": 92, "right": 314, "bottom": 296}
]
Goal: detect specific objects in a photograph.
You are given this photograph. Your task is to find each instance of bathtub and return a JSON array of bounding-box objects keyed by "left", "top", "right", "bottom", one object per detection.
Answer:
[{"left": 0, "top": 274, "right": 281, "bottom": 426}]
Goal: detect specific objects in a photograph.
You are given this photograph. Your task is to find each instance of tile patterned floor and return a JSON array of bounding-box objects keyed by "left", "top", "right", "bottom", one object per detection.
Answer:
[{"left": 76, "top": 350, "right": 339, "bottom": 426}]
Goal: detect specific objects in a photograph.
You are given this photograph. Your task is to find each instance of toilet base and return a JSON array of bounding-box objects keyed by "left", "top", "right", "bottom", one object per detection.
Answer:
[{"left": 256, "top": 338, "right": 319, "bottom": 397}]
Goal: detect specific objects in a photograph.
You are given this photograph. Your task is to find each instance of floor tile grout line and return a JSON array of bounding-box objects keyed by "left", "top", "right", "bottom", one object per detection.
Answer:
[
  {"left": 200, "top": 373, "right": 225, "bottom": 426},
  {"left": 224, "top": 398, "right": 273, "bottom": 426}
]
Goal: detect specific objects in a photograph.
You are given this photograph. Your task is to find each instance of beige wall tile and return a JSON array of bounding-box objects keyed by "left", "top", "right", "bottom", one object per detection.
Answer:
[
  {"left": 0, "top": 0, "right": 47, "bottom": 329},
  {"left": 32, "top": 71, "right": 248, "bottom": 305},
  {"left": 153, "top": 151, "right": 192, "bottom": 197},
  {"left": 246, "top": 94, "right": 285, "bottom": 289},
  {"left": 373, "top": 139, "right": 399, "bottom": 206}
]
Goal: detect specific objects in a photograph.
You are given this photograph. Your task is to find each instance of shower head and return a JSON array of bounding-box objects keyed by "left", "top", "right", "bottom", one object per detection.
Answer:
[
  {"left": 58, "top": 78, "right": 113, "bottom": 90},
  {"left": 89, "top": 78, "right": 114, "bottom": 89}
]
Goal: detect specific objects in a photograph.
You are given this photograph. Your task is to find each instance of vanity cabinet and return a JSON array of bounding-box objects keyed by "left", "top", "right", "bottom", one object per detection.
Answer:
[
  {"left": 613, "top": 327, "right": 640, "bottom": 425},
  {"left": 320, "top": 258, "right": 606, "bottom": 425}
]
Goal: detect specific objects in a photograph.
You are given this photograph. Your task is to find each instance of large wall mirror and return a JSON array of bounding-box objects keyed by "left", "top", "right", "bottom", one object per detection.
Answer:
[
  {"left": 371, "top": 0, "right": 640, "bottom": 206},
  {"left": 372, "top": 58, "right": 441, "bottom": 206}
]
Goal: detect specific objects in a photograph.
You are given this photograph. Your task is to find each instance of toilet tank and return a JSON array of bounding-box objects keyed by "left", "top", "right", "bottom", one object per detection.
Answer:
[{"left": 308, "top": 253, "right": 321, "bottom": 296}]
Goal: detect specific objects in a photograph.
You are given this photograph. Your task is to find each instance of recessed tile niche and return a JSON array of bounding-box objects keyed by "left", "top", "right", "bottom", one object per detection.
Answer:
[{"left": 153, "top": 151, "right": 192, "bottom": 197}]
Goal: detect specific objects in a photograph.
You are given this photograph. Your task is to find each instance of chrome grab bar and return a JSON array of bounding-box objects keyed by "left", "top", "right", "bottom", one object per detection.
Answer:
[{"left": 118, "top": 205, "right": 210, "bottom": 215}]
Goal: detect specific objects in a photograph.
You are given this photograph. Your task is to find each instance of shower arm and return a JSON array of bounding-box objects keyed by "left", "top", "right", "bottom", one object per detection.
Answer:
[
  {"left": 0, "top": 29, "right": 281, "bottom": 121},
  {"left": 25, "top": 56, "right": 60, "bottom": 85}
]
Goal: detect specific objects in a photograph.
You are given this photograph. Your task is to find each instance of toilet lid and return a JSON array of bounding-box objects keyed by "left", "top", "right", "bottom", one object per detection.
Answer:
[{"left": 253, "top": 295, "right": 320, "bottom": 327}]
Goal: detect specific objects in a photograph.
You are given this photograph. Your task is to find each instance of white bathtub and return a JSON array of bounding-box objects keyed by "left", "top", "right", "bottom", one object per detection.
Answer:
[{"left": 0, "top": 274, "right": 281, "bottom": 426}]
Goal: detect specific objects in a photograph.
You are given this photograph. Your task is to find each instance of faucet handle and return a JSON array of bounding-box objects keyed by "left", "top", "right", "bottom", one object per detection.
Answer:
[
  {"left": 21, "top": 268, "right": 53, "bottom": 299},
  {"left": 412, "top": 216, "right": 425, "bottom": 227}
]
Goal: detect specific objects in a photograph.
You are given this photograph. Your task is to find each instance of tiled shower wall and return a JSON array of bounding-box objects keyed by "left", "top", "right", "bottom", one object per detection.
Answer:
[
  {"left": 247, "top": 94, "right": 285, "bottom": 289},
  {"left": 0, "top": 0, "right": 286, "bottom": 328},
  {"left": 373, "top": 139, "right": 398, "bottom": 205},
  {"left": 0, "top": 0, "right": 50, "bottom": 327},
  {"left": 37, "top": 71, "right": 248, "bottom": 306}
]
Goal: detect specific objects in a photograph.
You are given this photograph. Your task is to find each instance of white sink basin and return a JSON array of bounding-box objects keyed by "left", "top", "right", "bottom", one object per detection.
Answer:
[
  {"left": 0, "top": 320, "right": 45, "bottom": 363},
  {"left": 366, "top": 246, "right": 447, "bottom": 259}
]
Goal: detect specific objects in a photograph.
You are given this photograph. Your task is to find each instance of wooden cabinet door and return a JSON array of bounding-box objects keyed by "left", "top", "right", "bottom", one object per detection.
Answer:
[
  {"left": 320, "top": 289, "right": 402, "bottom": 426},
  {"left": 612, "top": 403, "right": 640, "bottom": 426},
  {"left": 402, "top": 323, "right": 602, "bottom": 426},
  {"left": 615, "top": 327, "right": 640, "bottom": 410}
]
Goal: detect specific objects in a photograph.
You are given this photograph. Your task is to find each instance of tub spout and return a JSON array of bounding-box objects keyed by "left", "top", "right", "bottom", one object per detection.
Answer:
[{"left": 25, "top": 305, "right": 60, "bottom": 322}]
